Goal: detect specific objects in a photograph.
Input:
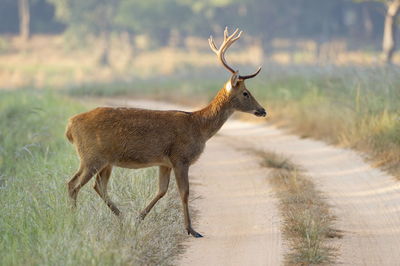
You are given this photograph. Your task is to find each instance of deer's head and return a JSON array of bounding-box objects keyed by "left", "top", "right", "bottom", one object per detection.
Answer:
[{"left": 209, "top": 28, "right": 267, "bottom": 117}]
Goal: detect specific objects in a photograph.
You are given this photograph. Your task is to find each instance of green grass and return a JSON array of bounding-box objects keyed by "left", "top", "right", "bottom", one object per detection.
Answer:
[
  {"left": 0, "top": 91, "right": 185, "bottom": 265},
  {"left": 256, "top": 150, "right": 339, "bottom": 265}
]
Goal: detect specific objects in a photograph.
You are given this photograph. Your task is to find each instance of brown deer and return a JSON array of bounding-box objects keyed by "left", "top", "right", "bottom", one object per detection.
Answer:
[{"left": 65, "top": 28, "right": 266, "bottom": 238}]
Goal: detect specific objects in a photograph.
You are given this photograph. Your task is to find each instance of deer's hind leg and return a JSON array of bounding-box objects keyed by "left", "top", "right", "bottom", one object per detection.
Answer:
[
  {"left": 67, "top": 167, "right": 82, "bottom": 207},
  {"left": 93, "top": 165, "right": 121, "bottom": 216},
  {"left": 68, "top": 161, "right": 106, "bottom": 207}
]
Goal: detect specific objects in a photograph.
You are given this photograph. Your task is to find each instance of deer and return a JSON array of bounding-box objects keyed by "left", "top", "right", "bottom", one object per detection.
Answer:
[{"left": 65, "top": 27, "right": 266, "bottom": 238}]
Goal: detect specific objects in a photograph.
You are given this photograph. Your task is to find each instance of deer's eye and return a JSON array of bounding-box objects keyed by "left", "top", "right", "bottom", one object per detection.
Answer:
[{"left": 243, "top": 91, "right": 249, "bottom": 97}]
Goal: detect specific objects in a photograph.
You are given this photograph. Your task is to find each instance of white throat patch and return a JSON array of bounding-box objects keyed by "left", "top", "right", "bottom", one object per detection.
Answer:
[{"left": 225, "top": 81, "right": 232, "bottom": 92}]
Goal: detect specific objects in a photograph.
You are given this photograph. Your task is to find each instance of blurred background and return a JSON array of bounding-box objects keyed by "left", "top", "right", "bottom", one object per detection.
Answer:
[
  {"left": 1, "top": 1, "right": 400, "bottom": 265},
  {"left": 1, "top": 0, "right": 400, "bottom": 88}
]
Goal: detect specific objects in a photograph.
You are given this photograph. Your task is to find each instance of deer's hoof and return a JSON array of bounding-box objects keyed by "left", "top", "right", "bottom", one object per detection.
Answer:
[
  {"left": 188, "top": 228, "right": 203, "bottom": 238},
  {"left": 112, "top": 209, "right": 121, "bottom": 217},
  {"left": 138, "top": 211, "right": 147, "bottom": 220},
  {"left": 193, "top": 232, "right": 203, "bottom": 238}
]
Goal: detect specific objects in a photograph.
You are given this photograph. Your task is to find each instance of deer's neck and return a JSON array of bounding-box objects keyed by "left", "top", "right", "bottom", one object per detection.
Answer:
[{"left": 193, "top": 88, "right": 233, "bottom": 140}]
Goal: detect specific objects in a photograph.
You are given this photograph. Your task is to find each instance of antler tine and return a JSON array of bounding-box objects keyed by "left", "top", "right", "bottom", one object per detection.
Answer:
[
  {"left": 223, "top": 30, "right": 242, "bottom": 53},
  {"left": 208, "top": 36, "right": 218, "bottom": 54},
  {"left": 239, "top": 66, "right": 262, "bottom": 80},
  {"left": 223, "top": 27, "right": 229, "bottom": 42},
  {"left": 224, "top": 28, "right": 239, "bottom": 45},
  {"left": 209, "top": 28, "right": 240, "bottom": 55}
]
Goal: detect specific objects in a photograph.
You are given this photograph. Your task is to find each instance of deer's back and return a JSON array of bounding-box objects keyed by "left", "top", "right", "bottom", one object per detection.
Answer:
[{"left": 67, "top": 107, "right": 204, "bottom": 168}]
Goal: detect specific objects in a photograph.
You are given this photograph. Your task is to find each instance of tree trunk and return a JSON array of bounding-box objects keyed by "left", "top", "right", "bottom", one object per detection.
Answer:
[
  {"left": 382, "top": 0, "right": 400, "bottom": 64},
  {"left": 99, "top": 31, "right": 111, "bottom": 66},
  {"left": 18, "top": 0, "right": 30, "bottom": 42}
]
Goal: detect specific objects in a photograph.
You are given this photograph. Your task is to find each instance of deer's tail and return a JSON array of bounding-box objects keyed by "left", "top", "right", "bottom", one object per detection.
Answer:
[{"left": 65, "top": 120, "right": 74, "bottom": 143}]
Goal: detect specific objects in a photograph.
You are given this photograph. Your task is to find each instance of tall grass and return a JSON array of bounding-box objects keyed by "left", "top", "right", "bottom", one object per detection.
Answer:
[{"left": 0, "top": 91, "right": 185, "bottom": 265}]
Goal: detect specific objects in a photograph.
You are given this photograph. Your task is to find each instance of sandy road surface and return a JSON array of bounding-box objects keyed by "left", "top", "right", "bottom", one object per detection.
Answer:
[
  {"left": 223, "top": 121, "right": 400, "bottom": 266},
  {"left": 108, "top": 99, "right": 400, "bottom": 265}
]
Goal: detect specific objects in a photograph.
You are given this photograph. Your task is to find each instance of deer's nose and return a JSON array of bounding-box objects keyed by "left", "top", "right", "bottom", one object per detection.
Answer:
[{"left": 254, "top": 108, "right": 267, "bottom": 117}]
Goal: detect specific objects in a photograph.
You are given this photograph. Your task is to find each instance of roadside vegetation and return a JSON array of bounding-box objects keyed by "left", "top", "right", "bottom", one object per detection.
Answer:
[
  {"left": 255, "top": 150, "right": 339, "bottom": 264},
  {"left": 252, "top": 66, "right": 400, "bottom": 178},
  {"left": 0, "top": 91, "right": 185, "bottom": 265}
]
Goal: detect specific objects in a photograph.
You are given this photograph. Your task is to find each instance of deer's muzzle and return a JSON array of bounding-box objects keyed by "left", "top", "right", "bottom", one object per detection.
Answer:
[{"left": 254, "top": 108, "right": 267, "bottom": 117}]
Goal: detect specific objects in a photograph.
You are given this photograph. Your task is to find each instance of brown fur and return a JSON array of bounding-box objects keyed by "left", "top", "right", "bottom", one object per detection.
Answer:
[
  {"left": 66, "top": 79, "right": 265, "bottom": 237},
  {"left": 66, "top": 29, "right": 266, "bottom": 237}
]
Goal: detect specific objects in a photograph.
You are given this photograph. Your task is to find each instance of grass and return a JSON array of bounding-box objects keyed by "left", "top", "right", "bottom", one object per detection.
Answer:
[
  {"left": 64, "top": 71, "right": 223, "bottom": 100},
  {"left": 0, "top": 90, "right": 185, "bottom": 265},
  {"left": 0, "top": 34, "right": 260, "bottom": 89},
  {"left": 255, "top": 150, "right": 339, "bottom": 265}
]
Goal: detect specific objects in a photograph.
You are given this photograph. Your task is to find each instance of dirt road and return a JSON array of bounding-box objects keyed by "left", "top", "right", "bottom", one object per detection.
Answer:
[
  {"left": 222, "top": 121, "right": 400, "bottom": 266},
  {"left": 110, "top": 99, "right": 400, "bottom": 265}
]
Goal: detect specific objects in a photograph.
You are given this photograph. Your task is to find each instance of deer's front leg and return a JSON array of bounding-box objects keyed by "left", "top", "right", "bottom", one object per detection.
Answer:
[
  {"left": 173, "top": 163, "right": 203, "bottom": 238},
  {"left": 140, "top": 166, "right": 171, "bottom": 220}
]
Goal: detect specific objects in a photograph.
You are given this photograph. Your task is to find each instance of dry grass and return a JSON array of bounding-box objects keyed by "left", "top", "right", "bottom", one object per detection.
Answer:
[
  {"left": 254, "top": 150, "right": 340, "bottom": 265},
  {"left": 0, "top": 34, "right": 261, "bottom": 89},
  {"left": 1, "top": 34, "right": 399, "bottom": 90}
]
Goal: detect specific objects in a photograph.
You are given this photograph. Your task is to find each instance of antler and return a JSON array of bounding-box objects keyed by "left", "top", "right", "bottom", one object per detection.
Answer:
[
  {"left": 208, "top": 27, "right": 242, "bottom": 74},
  {"left": 208, "top": 27, "right": 262, "bottom": 80}
]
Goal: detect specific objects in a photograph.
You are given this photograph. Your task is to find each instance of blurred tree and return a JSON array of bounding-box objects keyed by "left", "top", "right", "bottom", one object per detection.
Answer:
[
  {"left": 0, "top": 0, "right": 63, "bottom": 36},
  {"left": 1, "top": 0, "right": 380, "bottom": 55},
  {"left": 18, "top": 0, "right": 30, "bottom": 41},
  {"left": 356, "top": 0, "right": 400, "bottom": 64},
  {"left": 48, "top": 0, "right": 120, "bottom": 65},
  {"left": 30, "top": 0, "right": 65, "bottom": 33},
  {"left": 48, "top": 0, "right": 237, "bottom": 48},
  {"left": 114, "top": 0, "right": 244, "bottom": 46},
  {"left": 115, "top": 0, "right": 192, "bottom": 46},
  {"left": 179, "top": 0, "right": 237, "bottom": 36}
]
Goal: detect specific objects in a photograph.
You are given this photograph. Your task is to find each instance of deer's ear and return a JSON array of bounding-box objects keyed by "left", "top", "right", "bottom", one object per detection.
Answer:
[{"left": 230, "top": 72, "right": 239, "bottom": 87}]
